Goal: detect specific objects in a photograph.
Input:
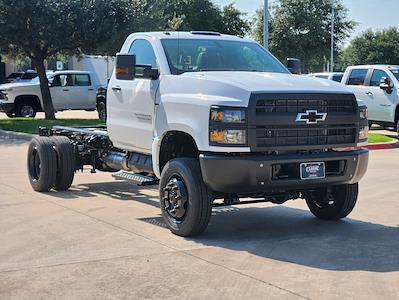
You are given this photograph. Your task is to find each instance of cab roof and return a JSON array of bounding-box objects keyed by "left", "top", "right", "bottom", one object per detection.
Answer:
[
  {"left": 128, "top": 31, "right": 252, "bottom": 42},
  {"left": 347, "top": 64, "right": 399, "bottom": 69}
]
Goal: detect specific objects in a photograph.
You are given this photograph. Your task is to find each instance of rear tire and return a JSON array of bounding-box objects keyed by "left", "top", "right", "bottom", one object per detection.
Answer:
[
  {"left": 16, "top": 101, "right": 36, "bottom": 118},
  {"left": 159, "top": 158, "right": 213, "bottom": 237},
  {"left": 305, "top": 183, "right": 358, "bottom": 220},
  {"left": 50, "top": 136, "right": 75, "bottom": 191},
  {"left": 27, "top": 137, "right": 57, "bottom": 192}
]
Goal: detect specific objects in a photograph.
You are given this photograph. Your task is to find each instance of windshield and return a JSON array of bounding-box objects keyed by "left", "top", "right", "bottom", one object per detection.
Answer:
[
  {"left": 390, "top": 69, "right": 399, "bottom": 81},
  {"left": 161, "top": 39, "right": 289, "bottom": 75}
]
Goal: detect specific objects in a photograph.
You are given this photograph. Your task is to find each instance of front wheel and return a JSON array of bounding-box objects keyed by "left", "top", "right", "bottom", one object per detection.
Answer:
[
  {"left": 305, "top": 183, "right": 358, "bottom": 220},
  {"left": 159, "top": 158, "right": 213, "bottom": 237},
  {"left": 396, "top": 119, "right": 399, "bottom": 137}
]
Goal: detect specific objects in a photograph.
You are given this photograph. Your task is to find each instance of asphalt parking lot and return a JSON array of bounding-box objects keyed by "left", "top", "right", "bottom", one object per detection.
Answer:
[{"left": 0, "top": 133, "right": 399, "bottom": 299}]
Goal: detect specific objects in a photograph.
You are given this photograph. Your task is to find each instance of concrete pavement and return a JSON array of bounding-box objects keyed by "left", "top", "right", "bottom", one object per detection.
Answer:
[{"left": 0, "top": 136, "right": 398, "bottom": 299}]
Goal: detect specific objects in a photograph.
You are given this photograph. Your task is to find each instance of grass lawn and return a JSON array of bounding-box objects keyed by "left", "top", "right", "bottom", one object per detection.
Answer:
[
  {"left": 368, "top": 133, "right": 396, "bottom": 144},
  {"left": 0, "top": 118, "right": 105, "bottom": 134}
]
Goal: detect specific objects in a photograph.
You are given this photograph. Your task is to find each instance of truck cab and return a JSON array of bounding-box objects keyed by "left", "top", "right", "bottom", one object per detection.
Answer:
[
  {"left": 27, "top": 32, "right": 369, "bottom": 237},
  {"left": 342, "top": 65, "right": 399, "bottom": 134}
]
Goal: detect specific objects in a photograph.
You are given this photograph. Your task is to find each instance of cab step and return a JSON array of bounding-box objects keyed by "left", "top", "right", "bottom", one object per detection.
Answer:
[{"left": 112, "top": 171, "right": 159, "bottom": 186}]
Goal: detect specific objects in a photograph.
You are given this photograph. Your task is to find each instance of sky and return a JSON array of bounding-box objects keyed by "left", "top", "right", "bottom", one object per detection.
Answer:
[{"left": 214, "top": 0, "right": 399, "bottom": 44}]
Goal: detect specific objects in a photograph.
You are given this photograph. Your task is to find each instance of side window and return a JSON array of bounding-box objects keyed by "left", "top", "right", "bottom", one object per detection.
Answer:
[
  {"left": 332, "top": 74, "right": 343, "bottom": 82},
  {"left": 370, "top": 69, "right": 389, "bottom": 87},
  {"left": 347, "top": 69, "right": 368, "bottom": 86},
  {"left": 74, "top": 74, "right": 91, "bottom": 86},
  {"left": 128, "top": 39, "right": 157, "bottom": 68},
  {"left": 52, "top": 75, "right": 68, "bottom": 87}
]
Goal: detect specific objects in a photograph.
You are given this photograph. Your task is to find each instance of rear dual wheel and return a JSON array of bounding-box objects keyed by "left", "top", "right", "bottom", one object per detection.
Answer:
[{"left": 27, "top": 136, "right": 75, "bottom": 192}]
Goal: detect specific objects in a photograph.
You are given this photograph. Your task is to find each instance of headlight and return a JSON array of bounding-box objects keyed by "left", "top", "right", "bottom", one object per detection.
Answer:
[
  {"left": 210, "top": 129, "right": 246, "bottom": 145},
  {"left": 359, "top": 126, "right": 369, "bottom": 140},
  {"left": 359, "top": 106, "right": 368, "bottom": 119},
  {"left": 210, "top": 107, "right": 246, "bottom": 123}
]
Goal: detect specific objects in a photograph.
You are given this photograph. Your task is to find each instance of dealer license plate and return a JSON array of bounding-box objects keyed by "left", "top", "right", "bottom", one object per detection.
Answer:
[{"left": 300, "top": 162, "right": 325, "bottom": 180}]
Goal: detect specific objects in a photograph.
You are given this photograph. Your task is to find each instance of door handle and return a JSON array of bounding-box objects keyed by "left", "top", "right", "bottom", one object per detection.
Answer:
[
  {"left": 88, "top": 88, "right": 94, "bottom": 91},
  {"left": 112, "top": 86, "right": 121, "bottom": 92},
  {"left": 62, "top": 89, "right": 69, "bottom": 92},
  {"left": 366, "top": 91, "right": 373, "bottom": 96}
]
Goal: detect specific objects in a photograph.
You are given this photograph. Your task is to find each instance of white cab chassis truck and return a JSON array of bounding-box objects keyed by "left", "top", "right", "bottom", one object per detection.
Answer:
[{"left": 27, "top": 32, "right": 369, "bottom": 237}]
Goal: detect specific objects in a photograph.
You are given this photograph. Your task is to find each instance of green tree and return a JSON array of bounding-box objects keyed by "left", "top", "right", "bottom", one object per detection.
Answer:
[
  {"left": 151, "top": 0, "right": 249, "bottom": 36},
  {"left": 251, "top": 0, "right": 355, "bottom": 72},
  {"left": 338, "top": 27, "right": 399, "bottom": 69},
  {"left": 0, "top": 0, "right": 145, "bottom": 119}
]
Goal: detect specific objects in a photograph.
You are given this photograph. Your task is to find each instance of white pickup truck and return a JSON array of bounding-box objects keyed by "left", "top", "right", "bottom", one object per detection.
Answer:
[
  {"left": 26, "top": 31, "right": 369, "bottom": 237},
  {"left": 0, "top": 70, "right": 97, "bottom": 117},
  {"left": 342, "top": 65, "right": 399, "bottom": 134}
]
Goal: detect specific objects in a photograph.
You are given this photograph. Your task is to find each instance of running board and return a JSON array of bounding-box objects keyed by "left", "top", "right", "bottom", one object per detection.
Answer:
[{"left": 112, "top": 171, "right": 159, "bottom": 186}]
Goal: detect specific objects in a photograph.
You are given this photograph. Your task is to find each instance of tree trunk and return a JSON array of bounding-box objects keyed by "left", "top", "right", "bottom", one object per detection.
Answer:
[{"left": 31, "top": 57, "right": 56, "bottom": 120}]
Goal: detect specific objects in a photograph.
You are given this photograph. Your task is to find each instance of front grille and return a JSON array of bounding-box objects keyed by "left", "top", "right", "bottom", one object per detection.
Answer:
[
  {"left": 255, "top": 125, "right": 357, "bottom": 147},
  {"left": 248, "top": 93, "right": 359, "bottom": 151},
  {"left": 256, "top": 99, "right": 356, "bottom": 114}
]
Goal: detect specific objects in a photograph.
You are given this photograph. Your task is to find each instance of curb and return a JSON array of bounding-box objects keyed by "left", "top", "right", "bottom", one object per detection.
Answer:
[
  {"left": 0, "top": 129, "right": 34, "bottom": 142},
  {"left": 365, "top": 142, "right": 398, "bottom": 150}
]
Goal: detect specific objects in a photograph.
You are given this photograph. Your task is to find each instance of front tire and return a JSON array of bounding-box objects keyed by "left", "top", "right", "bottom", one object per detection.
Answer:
[
  {"left": 159, "top": 158, "right": 213, "bottom": 237},
  {"left": 27, "top": 137, "right": 57, "bottom": 192},
  {"left": 305, "top": 183, "right": 358, "bottom": 220}
]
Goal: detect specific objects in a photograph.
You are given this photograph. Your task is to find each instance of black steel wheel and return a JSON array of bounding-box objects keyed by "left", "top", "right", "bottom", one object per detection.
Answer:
[
  {"left": 27, "top": 137, "right": 57, "bottom": 192},
  {"left": 159, "top": 158, "right": 213, "bottom": 237},
  {"left": 97, "top": 101, "right": 106, "bottom": 121},
  {"left": 50, "top": 136, "right": 75, "bottom": 191},
  {"left": 16, "top": 102, "right": 36, "bottom": 118},
  {"left": 305, "top": 183, "right": 358, "bottom": 220}
]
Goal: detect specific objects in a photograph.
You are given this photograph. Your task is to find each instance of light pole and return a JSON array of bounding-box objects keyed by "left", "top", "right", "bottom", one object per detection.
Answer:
[
  {"left": 330, "top": 0, "right": 335, "bottom": 72},
  {"left": 264, "top": 0, "right": 269, "bottom": 50}
]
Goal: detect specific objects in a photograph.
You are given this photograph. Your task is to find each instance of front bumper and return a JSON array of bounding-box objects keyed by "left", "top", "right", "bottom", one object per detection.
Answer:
[
  {"left": 0, "top": 100, "right": 15, "bottom": 114},
  {"left": 199, "top": 149, "right": 369, "bottom": 194}
]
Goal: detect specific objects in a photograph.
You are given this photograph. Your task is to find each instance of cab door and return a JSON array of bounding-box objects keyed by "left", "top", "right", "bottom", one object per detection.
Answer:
[
  {"left": 107, "top": 38, "right": 159, "bottom": 153},
  {"left": 69, "top": 74, "right": 96, "bottom": 109},
  {"left": 365, "top": 69, "right": 398, "bottom": 123},
  {"left": 345, "top": 68, "right": 379, "bottom": 121},
  {"left": 50, "top": 74, "right": 70, "bottom": 110}
]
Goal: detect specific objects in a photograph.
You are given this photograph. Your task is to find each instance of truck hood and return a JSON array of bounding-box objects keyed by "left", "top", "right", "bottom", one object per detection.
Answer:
[
  {"left": 181, "top": 71, "right": 350, "bottom": 93},
  {"left": 160, "top": 71, "right": 355, "bottom": 108},
  {"left": 0, "top": 81, "right": 37, "bottom": 90}
]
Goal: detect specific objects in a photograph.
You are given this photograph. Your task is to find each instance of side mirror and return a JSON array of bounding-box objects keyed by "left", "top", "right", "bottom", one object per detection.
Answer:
[
  {"left": 115, "top": 53, "right": 136, "bottom": 80},
  {"left": 287, "top": 58, "right": 301, "bottom": 74},
  {"left": 379, "top": 77, "right": 393, "bottom": 94}
]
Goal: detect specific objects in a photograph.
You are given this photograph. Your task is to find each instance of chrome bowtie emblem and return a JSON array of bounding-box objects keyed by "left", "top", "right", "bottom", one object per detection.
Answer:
[{"left": 296, "top": 110, "right": 327, "bottom": 124}]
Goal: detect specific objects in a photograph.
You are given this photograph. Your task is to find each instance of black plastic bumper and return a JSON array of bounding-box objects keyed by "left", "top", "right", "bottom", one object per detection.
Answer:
[
  {"left": 199, "top": 149, "right": 369, "bottom": 194},
  {"left": 0, "top": 101, "right": 15, "bottom": 114}
]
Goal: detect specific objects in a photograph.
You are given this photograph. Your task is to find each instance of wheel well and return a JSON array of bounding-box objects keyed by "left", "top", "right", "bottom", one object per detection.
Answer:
[
  {"left": 15, "top": 95, "right": 42, "bottom": 110},
  {"left": 395, "top": 105, "right": 399, "bottom": 124},
  {"left": 159, "top": 131, "right": 199, "bottom": 173}
]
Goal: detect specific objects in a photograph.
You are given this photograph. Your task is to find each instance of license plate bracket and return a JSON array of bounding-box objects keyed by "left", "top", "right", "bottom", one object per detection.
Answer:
[{"left": 300, "top": 162, "right": 326, "bottom": 180}]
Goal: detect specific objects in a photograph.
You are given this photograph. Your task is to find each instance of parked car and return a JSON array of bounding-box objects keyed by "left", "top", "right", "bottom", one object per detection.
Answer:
[
  {"left": 0, "top": 70, "right": 97, "bottom": 118},
  {"left": 5, "top": 72, "right": 24, "bottom": 83},
  {"left": 307, "top": 72, "right": 344, "bottom": 82},
  {"left": 27, "top": 31, "right": 369, "bottom": 237},
  {"left": 342, "top": 65, "right": 399, "bottom": 134},
  {"left": 18, "top": 70, "right": 39, "bottom": 82}
]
